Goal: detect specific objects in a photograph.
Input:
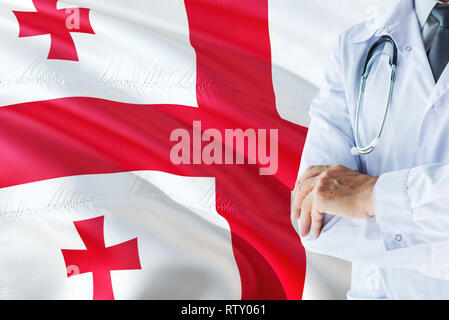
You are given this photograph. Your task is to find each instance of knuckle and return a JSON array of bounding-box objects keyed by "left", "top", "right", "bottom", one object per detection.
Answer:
[
  {"left": 300, "top": 202, "right": 306, "bottom": 213},
  {"left": 318, "top": 177, "right": 329, "bottom": 185},
  {"left": 314, "top": 188, "right": 326, "bottom": 200},
  {"left": 299, "top": 180, "right": 311, "bottom": 194},
  {"left": 323, "top": 169, "right": 338, "bottom": 178},
  {"left": 293, "top": 196, "right": 302, "bottom": 209},
  {"left": 321, "top": 169, "right": 330, "bottom": 177},
  {"left": 293, "top": 187, "right": 300, "bottom": 198},
  {"left": 299, "top": 178, "right": 308, "bottom": 188},
  {"left": 321, "top": 169, "right": 334, "bottom": 178},
  {"left": 292, "top": 201, "right": 299, "bottom": 211},
  {"left": 300, "top": 199, "right": 310, "bottom": 213},
  {"left": 305, "top": 165, "right": 315, "bottom": 174},
  {"left": 302, "top": 167, "right": 313, "bottom": 179},
  {"left": 298, "top": 180, "right": 308, "bottom": 191},
  {"left": 311, "top": 210, "right": 324, "bottom": 220},
  {"left": 293, "top": 179, "right": 300, "bottom": 191},
  {"left": 295, "top": 188, "right": 304, "bottom": 202}
]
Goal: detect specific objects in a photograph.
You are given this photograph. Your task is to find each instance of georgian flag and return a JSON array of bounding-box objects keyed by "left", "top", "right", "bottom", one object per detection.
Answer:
[{"left": 0, "top": 0, "right": 387, "bottom": 299}]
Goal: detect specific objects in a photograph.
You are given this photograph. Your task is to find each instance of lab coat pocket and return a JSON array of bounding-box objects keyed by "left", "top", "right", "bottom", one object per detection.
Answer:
[{"left": 346, "top": 264, "right": 388, "bottom": 300}]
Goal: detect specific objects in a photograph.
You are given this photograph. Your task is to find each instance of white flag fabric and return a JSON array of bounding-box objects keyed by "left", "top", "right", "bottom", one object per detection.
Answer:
[{"left": 0, "top": 172, "right": 240, "bottom": 299}]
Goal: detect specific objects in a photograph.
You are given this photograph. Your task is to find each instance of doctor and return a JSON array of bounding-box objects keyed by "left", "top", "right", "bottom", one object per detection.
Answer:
[{"left": 294, "top": 0, "right": 449, "bottom": 299}]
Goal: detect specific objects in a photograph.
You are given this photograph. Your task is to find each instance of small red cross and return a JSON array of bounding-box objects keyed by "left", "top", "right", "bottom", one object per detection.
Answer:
[
  {"left": 61, "top": 216, "right": 141, "bottom": 300},
  {"left": 13, "top": 0, "right": 95, "bottom": 61}
]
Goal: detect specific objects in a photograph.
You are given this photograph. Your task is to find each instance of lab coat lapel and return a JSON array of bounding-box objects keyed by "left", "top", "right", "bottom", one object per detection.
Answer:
[
  {"left": 427, "top": 62, "right": 449, "bottom": 109},
  {"left": 385, "top": 0, "right": 449, "bottom": 109},
  {"left": 349, "top": 0, "right": 435, "bottom": 93},
  {"left": 386, "top": 0, "right": 435, "bottom": 91}
]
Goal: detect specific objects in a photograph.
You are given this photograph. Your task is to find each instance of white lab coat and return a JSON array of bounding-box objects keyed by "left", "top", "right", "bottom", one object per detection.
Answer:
[{"left": 299, "top": 0, "right": 449, "bottom": 299}]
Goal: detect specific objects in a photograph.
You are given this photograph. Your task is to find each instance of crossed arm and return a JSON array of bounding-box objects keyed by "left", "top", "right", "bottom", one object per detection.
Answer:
[
  {"left": 296, "top": 35, "right": 449, "bottom": 280},
  {"left": 292, "top": 165, "right": 378, "bottom": 238}
]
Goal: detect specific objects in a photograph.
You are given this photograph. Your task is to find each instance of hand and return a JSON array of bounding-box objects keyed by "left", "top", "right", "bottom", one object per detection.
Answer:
[{"left": 292, "top": 165, "right": 378, "bottom": 238}]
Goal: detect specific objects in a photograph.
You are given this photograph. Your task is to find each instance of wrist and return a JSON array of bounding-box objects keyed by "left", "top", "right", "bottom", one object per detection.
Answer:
[{"left": 365, "top": 176, "right": 378, "bottom": 217}]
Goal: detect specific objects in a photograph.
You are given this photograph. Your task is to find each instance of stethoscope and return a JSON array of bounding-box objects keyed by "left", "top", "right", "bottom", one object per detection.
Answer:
[{"left": 351, "top": 35, "right": 398, "bottom": 156}]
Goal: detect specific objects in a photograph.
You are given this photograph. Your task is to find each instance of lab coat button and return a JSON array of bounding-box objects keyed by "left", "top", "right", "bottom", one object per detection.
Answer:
[
  {"left": 405, "top": 46, "right": 412, "bottom": 52},
  {"left": 395, "top": 234, "right": 402, "bottom": 242}
]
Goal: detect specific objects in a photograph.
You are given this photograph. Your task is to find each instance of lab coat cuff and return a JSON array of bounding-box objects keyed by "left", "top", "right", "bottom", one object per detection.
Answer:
[{"left": 374, "top": 169, "right": 415, "bottom": 251}]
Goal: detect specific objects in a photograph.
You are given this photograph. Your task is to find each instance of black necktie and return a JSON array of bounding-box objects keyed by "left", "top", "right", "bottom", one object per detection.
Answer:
[{"left": 428, "top": 4, "right": 449, "bottom": 82}]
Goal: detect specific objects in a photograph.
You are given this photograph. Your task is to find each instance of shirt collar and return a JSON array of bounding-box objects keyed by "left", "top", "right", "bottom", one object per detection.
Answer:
[
  {"left": 415, "top": 0, "right": 439, "bottom": 29},
  {"left": 348, "top": 0, "right": 409, "bottom": 43}
]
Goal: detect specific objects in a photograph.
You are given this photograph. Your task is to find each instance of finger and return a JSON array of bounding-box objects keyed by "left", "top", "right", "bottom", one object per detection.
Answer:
[
  {"left": 300, "top": 165, "right": 330, "bottom": 184},
  {"left": 292, "top": 197, "right": 301, "bottom": 220},
  {"left": 293, "top": 175, "right": 302, "bottom": 194},
  {"left": 293, "top": 178, "right": 316, "bottom": 219},
  {"left": 292, "top": 181, "right": 302, "bottom": 219},
  {"left": 311, "top": 206, "right": 325, "bottom": 238},
  {"left": 293, "top": 176, "right": 318, "bottom": 220},
  {"left": 299, "top": 193, "right": 313, "bottom": 237},
  {"left": 294, "top": 165, "right": 332, "bottom": 200}
]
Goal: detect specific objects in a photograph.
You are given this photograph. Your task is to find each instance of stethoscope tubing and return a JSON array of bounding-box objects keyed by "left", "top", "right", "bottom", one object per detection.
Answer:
[{"left": 351, "top": 35, "right": 398, "bottom": 156}]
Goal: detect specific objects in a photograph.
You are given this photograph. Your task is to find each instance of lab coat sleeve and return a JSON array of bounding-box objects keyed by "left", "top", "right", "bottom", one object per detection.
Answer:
[
  {"left": 374, "top": 163, "right": 449, "bottom": 279},
  {"left": 298, "top": 35, "right": 449, "bottom": 280},
  {"left": 298, "top": 34, "right": 378, "bottom": 261}
]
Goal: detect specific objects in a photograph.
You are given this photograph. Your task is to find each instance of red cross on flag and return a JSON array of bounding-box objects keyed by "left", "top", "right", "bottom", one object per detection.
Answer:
[
  {"left": 0, "top": 0, "right": 314, "bottom": 299},
  {"left": 13, "top": 0, "right": 95, "bottom": 61}
]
